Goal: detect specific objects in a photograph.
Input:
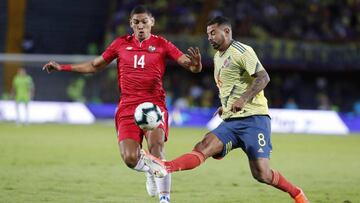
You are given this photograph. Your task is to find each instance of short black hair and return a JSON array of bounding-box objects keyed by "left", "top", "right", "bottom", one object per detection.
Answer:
[
  {"left": 207, "top": 16, "right": 231, "bottom": 28},
  {"left": 130, "top": 5, "right": 153, "bottom": 18}
]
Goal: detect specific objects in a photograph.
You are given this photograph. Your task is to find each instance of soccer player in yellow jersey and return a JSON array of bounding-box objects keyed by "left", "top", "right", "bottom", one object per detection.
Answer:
[{"left": 142, "top": 16, "right": 309, "bottom": 203}]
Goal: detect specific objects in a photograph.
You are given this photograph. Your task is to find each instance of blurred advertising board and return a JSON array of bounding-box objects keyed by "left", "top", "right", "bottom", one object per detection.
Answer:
[
  {"left": 207, "top": 109, "right": 349, "bottom": 135},
  {"left": 0, "top": 101, "right": 95, "bottom": 124},
  {"left": 2, "top": 101, "right": 352, "bottom": 135},
  {"left": 87, "top": 104, "right": 350, "bottom": 134}
]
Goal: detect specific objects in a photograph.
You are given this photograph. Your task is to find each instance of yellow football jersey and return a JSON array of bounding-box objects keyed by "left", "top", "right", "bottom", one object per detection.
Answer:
[{"left": 213, "top": 40, "right": 269, "bottom": 119}]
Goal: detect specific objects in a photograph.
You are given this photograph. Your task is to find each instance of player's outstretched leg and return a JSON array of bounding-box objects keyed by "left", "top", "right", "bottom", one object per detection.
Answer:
[
  {"left": 142, "top": 133, "right": 219, "bottom": 177},
  {"left": 141, "top": 149, "right": 206, "bottom": 177}
]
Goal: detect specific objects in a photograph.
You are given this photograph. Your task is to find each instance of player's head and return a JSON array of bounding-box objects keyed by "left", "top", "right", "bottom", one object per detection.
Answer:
[
  {"left": 130, "top": 5, "right": 155, "bottom": 41},
  {"left": 206, "top": 16, "right": 232, "bottom": 51},
  {"left": 17, "top": 67, "right": 26, "bottom": 75}
]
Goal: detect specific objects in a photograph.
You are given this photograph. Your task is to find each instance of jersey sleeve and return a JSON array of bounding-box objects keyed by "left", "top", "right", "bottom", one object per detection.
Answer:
[
  {"left": 101, "top": 38, "right": 121, "bottom": 63},
  {"left": 234, "top": 47, "right": 265, "bottom": 76},
  {"left": 163, "top": 39, "right": 183, "bottom": 61}
]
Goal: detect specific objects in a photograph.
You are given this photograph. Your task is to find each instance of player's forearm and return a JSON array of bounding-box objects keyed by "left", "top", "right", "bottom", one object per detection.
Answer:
[
  {"left": 69, "top": 61, "right": 99, "bottom": 73},
  {"left": 240, "top": 71, "right": 270, "bottom": 102},
  {"left": 60, "top": 56, "right": 108, "bottom": 73}
]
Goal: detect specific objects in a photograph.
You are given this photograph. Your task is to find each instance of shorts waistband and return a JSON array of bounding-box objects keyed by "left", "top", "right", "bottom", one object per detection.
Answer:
[{"left": 223, "top": 115, "right": 270, "bottom": 122}]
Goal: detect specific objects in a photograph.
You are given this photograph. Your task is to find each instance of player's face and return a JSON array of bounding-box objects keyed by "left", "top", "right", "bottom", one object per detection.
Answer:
[
  {"left": 130, "top": 13, "right": 154, "bottom": 41},
  {"left": 207, "top": 24, "right": 226, "bottom": 51},
  {"left": 18, "top": 68, "right": 26, "bottom": 75}
]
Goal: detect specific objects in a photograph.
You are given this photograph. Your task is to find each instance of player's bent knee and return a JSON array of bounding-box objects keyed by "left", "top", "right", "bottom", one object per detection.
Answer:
[
  {"left": 252, "top": 171, "right": 272, "bottom": 184},
  {"left": 122, "top": 153, "right": 139, "bottom": 168},
  {"left": 252, "top": 173, "right": 265, "bottom": 183}
]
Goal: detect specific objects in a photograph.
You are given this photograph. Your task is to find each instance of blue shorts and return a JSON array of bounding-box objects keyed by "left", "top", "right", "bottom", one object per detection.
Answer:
[{"left": 211, "top": 115, "right": 272, "bottom": 160}]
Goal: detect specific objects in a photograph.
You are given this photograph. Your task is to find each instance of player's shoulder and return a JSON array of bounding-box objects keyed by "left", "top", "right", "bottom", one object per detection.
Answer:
[
  {"left": 118, "top": 34, "right": 134, "bottom": 41},
  {"left": 110, "top": 34, "right": 132, "bottom": 45},
  {"left": 150, "top": 34, "right": 165, "bottom": 41},
  {"left": 150, "top": 34, "right": 172, "bottom": 44},
  {"left": 230, "top": 40, "right": 254, "bottom": 55},
  {"left": 214, "top": 51, "right": 220, "bottom": 59}
]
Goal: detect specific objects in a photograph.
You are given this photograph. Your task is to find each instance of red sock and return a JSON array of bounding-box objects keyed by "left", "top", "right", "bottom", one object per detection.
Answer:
[
  {"left": 165, "top": 150, "right": 205, "bottom": 173},
  {"left": 271, "top": 170, "right": 301, "bottom": 198}
]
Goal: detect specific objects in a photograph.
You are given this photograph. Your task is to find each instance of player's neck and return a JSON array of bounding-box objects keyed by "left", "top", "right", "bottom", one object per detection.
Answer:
[
  {"left": 136, "top": 34, "right": 151, "bottom": 43},
  {"left": 219, "top": 39, "right": 233, "bottom": 54}
]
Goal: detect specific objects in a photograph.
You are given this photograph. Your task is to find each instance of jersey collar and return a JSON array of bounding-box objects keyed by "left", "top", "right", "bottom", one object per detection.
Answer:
[{"left": 132, "top": 34, "right": 153, "bottom": 48}]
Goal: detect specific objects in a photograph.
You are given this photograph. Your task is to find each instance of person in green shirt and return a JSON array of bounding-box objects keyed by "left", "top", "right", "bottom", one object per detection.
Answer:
[{"left": 11, "top": 67, "right": 34, "bottom": 125}]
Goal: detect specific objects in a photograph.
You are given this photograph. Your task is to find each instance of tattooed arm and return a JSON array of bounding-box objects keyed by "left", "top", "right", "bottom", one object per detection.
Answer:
[{"left": 230, "top": 70, "right": 270, "bottom": 112}]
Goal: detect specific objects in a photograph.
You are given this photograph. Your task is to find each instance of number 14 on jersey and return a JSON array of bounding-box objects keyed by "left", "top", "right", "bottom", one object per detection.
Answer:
[{"left": 134, "top": 55, "right": 145, "bottom": 68}]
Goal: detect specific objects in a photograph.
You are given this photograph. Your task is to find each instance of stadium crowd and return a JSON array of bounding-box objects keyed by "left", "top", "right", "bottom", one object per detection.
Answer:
[{"left": 109, "top": 0, "right": 360, "bottom": 41}]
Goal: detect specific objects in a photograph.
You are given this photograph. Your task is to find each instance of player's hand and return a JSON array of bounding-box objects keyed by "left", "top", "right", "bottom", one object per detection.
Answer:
[
  {"left": 231, "top": 97, "right": 246, "bottom": 113},
  {"left": 213, "top": 106, "right": 223, "bottom": 117},
  {"left": 186, "top": 47, "right": 201, "bottom": 67},
  {"left": 42, "top": 60, "right": 61, "bottom": 73}
]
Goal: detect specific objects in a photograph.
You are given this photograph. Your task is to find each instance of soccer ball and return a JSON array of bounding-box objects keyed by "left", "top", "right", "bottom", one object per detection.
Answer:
[{"left": 134, "top": 102, "right": 163, "bottom": 130}]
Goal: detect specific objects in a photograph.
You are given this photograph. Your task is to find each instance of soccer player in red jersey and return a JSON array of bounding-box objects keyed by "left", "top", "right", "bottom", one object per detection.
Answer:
[{"left": 42, "top": 5, "right": 202, "bottom": 203}]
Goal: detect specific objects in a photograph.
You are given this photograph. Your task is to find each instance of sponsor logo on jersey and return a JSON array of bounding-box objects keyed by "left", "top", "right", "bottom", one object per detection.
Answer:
[
  {"left": 258, "top": 147, "right": 264, "bottom": 153},
  {"left": 148, "top": 46, "right": 156, "bottom": 52},
  {"left": 126, "top": 46, "right": 133, "bottom": 50}
]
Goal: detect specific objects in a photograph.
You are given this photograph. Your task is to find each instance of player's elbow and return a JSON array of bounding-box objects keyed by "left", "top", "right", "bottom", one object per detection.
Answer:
[
  {"left": 260, "top": 71, "right": 270, "bottom": 86},
  {"left": 264, "top": 74, "right": 270, "bottom": 85},
  {"left": 90, "top": 63, "right": 104, "bottom": 73},
  {"left": 90, "top": 57, "right": 108, "bottom": 73}
]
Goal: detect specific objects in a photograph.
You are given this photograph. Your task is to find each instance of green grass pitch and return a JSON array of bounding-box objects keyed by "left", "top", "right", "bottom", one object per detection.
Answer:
[{"left": 1, "top": 122, "right": 359, "bottom": 203}]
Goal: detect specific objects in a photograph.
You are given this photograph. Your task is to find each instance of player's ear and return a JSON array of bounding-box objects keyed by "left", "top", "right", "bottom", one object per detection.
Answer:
[
  {"left": 150, "top": 16, "right": 155, "bottom": 26},
  {"left": 224, "top": 27, "right": 230, "bottom": 34}
]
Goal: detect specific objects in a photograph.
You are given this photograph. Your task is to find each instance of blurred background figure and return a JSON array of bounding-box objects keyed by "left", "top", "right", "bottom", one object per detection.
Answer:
[
  {"left": 67, "top": 76, "right": 86, "bottom": 102},
  {"left": 11, "top": 67, "right": 35, "bottom": 125},
  {"left": 317, "top": 93, "right": 331, "bottom": 111},
  {"left": 21, "top": 33, "right": 35, "bottom": 53},
  {"left": 283, "top": 97, "right": 299, "bottom": 110},
  {"left": 353, "top": 99, "right": 360, "bottom": 116}
]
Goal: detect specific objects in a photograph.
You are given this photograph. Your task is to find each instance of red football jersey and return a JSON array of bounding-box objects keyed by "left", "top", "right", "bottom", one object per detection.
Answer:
[{"left": 102, "top": 34, "right": 183, "bottom": 109}]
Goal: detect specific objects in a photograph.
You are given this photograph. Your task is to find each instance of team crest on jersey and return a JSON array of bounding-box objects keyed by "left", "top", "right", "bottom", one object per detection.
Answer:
[
  {"left": 148, "top": 46, "right": 156, "bottom": 52},
  {"left": 222, "top": 56, "right": 231, "bottom": 69}
]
